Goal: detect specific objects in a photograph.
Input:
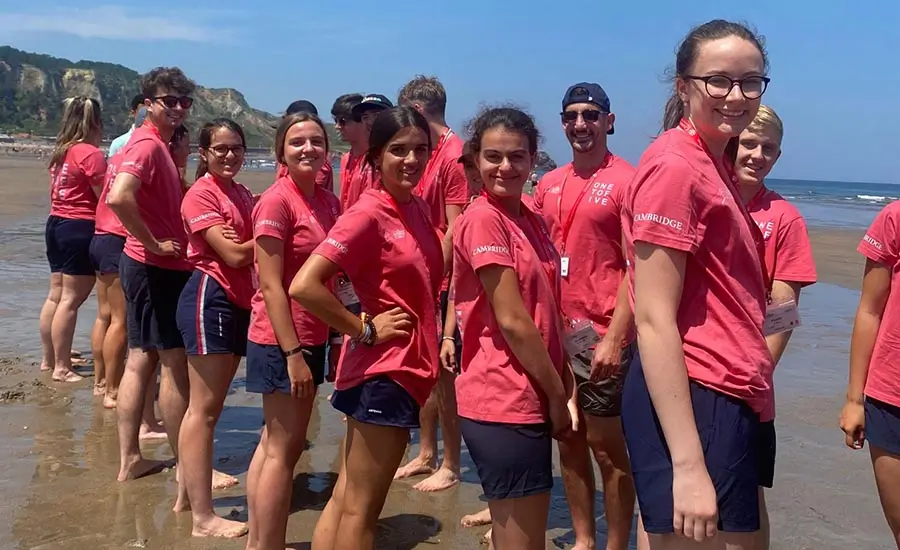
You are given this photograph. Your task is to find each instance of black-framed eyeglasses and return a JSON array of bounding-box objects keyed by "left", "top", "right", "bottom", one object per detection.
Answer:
[
  {"left": 205, "top": 144, "right": 245, "bottom": 157},
  {"left": 560, "top": 109, "right": 606, "bottom": 124},
  {"left": 684, "top": 75, "right": 770, "bottom": 100},
  {"left": 153, "top": 95, "right": 194, "bottom": 109}
]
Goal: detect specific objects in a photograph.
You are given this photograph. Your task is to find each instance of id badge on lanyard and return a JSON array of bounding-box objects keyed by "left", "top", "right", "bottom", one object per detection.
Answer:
[
  {"left": 565, "top": 319, "right": 600, "bottom": 375},
  {"left": 764, "top": 300, "right": 801, "bottom": 336},
  {"left": 335, "top": 274, "right": 359, "bottom": 309}
]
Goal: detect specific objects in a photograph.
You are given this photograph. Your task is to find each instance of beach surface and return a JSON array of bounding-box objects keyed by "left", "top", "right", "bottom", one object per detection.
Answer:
[{"left": 0, "top": 157, "right": 894, "bottom": 549}]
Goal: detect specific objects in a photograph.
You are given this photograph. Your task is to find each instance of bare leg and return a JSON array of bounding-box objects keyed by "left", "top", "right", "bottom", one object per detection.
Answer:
[
  {"left": 245, "top": 427, "right": 268, "bottom": 550},
  {"left": 558, "top": 411, "right": 597, "bottom": 550},
  {"left": 139, "top": 365, "right": 166, "bottom": 440},
  {"left": 50, "top": 273, "right": 94, "bottom": 381},
  {"left": 488, "top": 492, "right": 551, "bottom": 550},
  {"left": 311, "top": 433, "right": 347, "bottom": 550},
  {"left": 158, "top": 348, "right": 189, "bottom": 510},
  {"left": 90, "top": 277, "right": 110, "bottom": 396},
  {"left": 116, "top": 347, "right": 166, "bottom": 481},
  {"left": 754, "top": 488, "right": 770, "bottom": 550},
  {"left": 414, "top": 369, "right": 461, "bottom": 492},
  {"left": 102, "top": 275, "right": 127, "bottom": 409},
  {"left": 586, "top": 415, "right": 635, "bottom": 550},
  {"left": 871, "top": 444, "right": 900, "bottom": 547},
  {"left": 39, "top": 273, "right": 62, "bottom": 371},
  {"left": 394, "top": 390, "right": 438, "bottom": 480}
]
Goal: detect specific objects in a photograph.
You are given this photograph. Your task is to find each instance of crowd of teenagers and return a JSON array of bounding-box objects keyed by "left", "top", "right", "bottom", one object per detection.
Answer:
[{"left": 36, "top": 17, "right": 900, "bottom": 550}]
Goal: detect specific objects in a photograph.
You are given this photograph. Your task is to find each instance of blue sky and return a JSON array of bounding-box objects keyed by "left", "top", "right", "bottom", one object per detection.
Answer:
[{"left": 0, "top": 1, "right": 896, "bottom": 184}]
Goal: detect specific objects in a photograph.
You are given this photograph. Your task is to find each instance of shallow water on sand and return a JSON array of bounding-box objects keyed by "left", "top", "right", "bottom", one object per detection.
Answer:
[{"left": 0, "top": 158, "right": 895, "bottom": 549}]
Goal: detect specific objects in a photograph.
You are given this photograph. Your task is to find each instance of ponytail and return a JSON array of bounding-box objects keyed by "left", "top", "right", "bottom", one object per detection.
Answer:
[
  {"left": 195, "top": 158, "right": 208, "bottom": 181},
  {"left": 662, "top": 92, "right": 684, "bottom": 132}
]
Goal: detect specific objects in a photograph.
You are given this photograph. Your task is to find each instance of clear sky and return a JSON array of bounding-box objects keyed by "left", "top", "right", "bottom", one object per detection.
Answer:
[{"left": 0, "top": 1, "right": 896, "bottom": 184}]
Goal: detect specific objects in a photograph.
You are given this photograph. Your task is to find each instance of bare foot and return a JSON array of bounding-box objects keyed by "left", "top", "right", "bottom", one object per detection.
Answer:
[
  {"left": 413, "top": 466, "right": 460, "bottom": 492},
  {"left": 52, "top": 368, "right": 84, "bottom": 382},
  {"left": 39, "top": 361, "right": 51, "bottom": 372},
  {"left": 393, "top": 456, "right": 436, "bottom": 480},
  {"left": 461, "top": 507, "right": 492, "bottom": 528},
  {"left": 93, "top": 383, "right": 106, "bottom": 397},
  {"left": 103, "top": 393, "right": 117, "bottom": 409},
  {"left": 481, "top": 527, "right": 492, "bottom": 545},
  {"left": 173, "top": 488, "right": 190, "bottom": 512},
  {"left": 212, "top": 469, "right": 239, "bottom": 490},
  {"left": 193, "top": 516, "right": 248, "bottom": 538},
  {"left": 139, "top": 424, "right": 168, "bottom": 441},
  {"left": 117, "top": 457, "right": 167, "bottom": 481}
]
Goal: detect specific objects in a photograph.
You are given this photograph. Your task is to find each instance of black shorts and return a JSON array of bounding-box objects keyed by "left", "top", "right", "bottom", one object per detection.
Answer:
[
  {"left": 176, "top": 270, "right": 250, "bottom": 357},
  {"left": 89, "top": 233, "right": 126, "bottom": 276},
  {"left": 622, "top": 351, "right": 760, "bottom": 534},
  {"left": 865, "top": 396, "right": 900, "bottom": 455},
  {"left": 120, "top": 254, "right": 191, "bottom": 352},
  {"left": 45, "top": 215, "right": 95, "bottom": 276},
  {"left": 331, "top": 375, "right": 420, "bottom": 428},
  {"left": 756, "top": 420, "right": 776, "bottom": 488},
  {"left": 460, "top": 417, "right": 553, "bottom": 500},
  {"left": 572, "top": 342, "right": 634, "bottom": 417},
  {"left": 245, "top": 342, "right": 326, "bottom": 394}
]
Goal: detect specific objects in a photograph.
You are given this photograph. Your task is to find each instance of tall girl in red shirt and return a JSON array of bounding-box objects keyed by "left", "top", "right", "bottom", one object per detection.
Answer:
[{"left": 291, "top": 106, "right": 443, "bottom": 550}]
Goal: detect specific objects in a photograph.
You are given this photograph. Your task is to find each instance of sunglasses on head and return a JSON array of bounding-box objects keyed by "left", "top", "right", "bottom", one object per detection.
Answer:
[
  {"left": 561, "top": 109, "right": 605, "bottom": 123},
  {"left": 153, "top": 95, "right": 194, "bottom": 109}
]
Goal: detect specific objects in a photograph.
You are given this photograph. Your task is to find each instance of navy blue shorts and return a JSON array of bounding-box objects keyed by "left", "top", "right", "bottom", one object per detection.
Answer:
[
  {"left": 756, "top": 420, "right": 776, "bottom": 488},
  {"left": 89, "top": 233, "right": 126, "bottom": 276},
  {"left": 460, "top": 417, "right": 553, "bottom": 500},
  {"left": 120, "top": 254, "right": 191, "bottom": 352},
  {"left": 246, "top": 342, "right": 326, "bottom": 394},
  {"left": 331, "top": 375, "right": 420, "bottom": 428},
  {"left": 865, "top": 397, "right": 900, "bottom": 456},
  {"left": 45, "top": 215, "right": 95, "bottom": 276},
  {"left": 622, "top": 351, "right": 760, "bottom": 534},
  {"left": 176, "top": 270, "right": 250, "bottom": 357}
]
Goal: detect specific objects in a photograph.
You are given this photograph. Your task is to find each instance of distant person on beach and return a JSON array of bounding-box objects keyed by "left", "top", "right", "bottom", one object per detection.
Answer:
[
  {"left": 394, "top": 75, "right": 469, "bottom": 492},
  {"left": 169, "top": 124, "right": 191, "bottom": 191},
  {"left": 107, "top": 66, "right": 195, "bottom": 482},
  {"left": 274, "top": 100, "right": 334, "bottom": 191},
  {"left": 108, "top": 94, "right": 146, "bottom": 159},
  {"left": 621, "top": 20, "right": 772, "bottom": 549},
  {"left": 533, "top": 82, "right": 637, "bottom": 550},
  {"left": 244, "top": 112, "right": 340, "bottom": 550},
  {"left": 174, "top": 118, "right": 254, "bottom": 538},
  {"left": 841, "top": 199, "right": 900, "bottom": 546},
  {"left": 735, "top": 104, "right": 817, "bottom": 550},
  {"left": 291, "top": 106, "right": 443, "bottom": 550},
  {"left": 338, "top": 93, "right": 393, "bottom": 212},
  {"left": 40, "top": 96, "right": 106, "bottom": 383}
]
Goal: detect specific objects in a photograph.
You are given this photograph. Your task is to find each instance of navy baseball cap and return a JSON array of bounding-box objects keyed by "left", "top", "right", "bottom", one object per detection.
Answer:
[
  {"left": 562, "top": 82, "right": 614, "bottom": 134},
  {"left": 351, "top": 94, "right": 393, "bottom": 117},
  {"left": 285, "top": 99, "right": 319, "bottom": 116}
]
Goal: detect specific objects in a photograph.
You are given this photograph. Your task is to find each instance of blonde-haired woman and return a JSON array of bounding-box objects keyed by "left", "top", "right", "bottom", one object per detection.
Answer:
[{"left": 40, "top": 97, "right": 105, "bottom": 382}]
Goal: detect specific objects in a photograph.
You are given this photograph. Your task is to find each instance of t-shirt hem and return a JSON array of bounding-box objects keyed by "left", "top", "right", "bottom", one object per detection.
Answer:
[
  {"left": 772, "top": 272, "right": 818, "bottom": 285},
  {"left": 687, "top": 377, "right": 766, "bottom": 415},
  {"left": 631, "top": 232, "right": 697, "bottom": 254},
  {"left": 865, "top": 388, "right": 900, "bottom": 409},
  {"left": 858, "top": 243, "right": 893, "bottom": 266},
  {"left": 457, "top": 409, "right": 548, "bottom": 425}
]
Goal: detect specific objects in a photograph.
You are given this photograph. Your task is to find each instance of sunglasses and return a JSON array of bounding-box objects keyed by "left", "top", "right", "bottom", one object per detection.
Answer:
[
  {"left": 153, "top": 95, "right": 194, "bottom": 109},
  {"left": 561, "top": 109, "right": 605, "bottom": 124}
]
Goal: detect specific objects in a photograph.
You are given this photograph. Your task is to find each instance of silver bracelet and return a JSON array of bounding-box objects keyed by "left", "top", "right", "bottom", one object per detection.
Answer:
[{"left": 441, "top": 336, "right": 455, "bottom": 342}]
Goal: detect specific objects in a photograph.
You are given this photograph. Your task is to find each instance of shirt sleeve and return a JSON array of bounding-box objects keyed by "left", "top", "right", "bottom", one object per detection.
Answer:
[
  {"left": 859, "top": 204, "right": 900, "bottom": 266},
  {"left": 773, "top": 215, "right": 817, "bottom": 285},
  {"left": 79, "top": 148, "right": 107, "bottom": 188},
  {"left": 443, "top": 160, "right": 469, "bottom": 206},
  {"left": 456, "top": 206, "right": 515, "bottom": 271},
  {"left": 117, "top": 139, "right": 154, "bottom": 184},
  {"left": 182, "top": 186, "right": 227, "bottom": 235},
  {"left": 252, "top": 191, "right": 292, "bottom": 242},
  {"left": 629, "top": 153, "right": 703, "bottom": 253},
  {"left": 312, "top": 203, "right": 377, "bottom": 273}
]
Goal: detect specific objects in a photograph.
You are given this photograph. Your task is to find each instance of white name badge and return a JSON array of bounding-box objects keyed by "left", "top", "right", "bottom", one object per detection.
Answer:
[
  {"left": 763, "top": 300, "right": 801, "bottom": 336},
  {"left": 561, "top": 256, "right": 570, "bottom": 278},
  {"left": 335, "top": 275, "right": 360, "bottom": 308},
  {"left": 565, "top": 319, "right": 600, "bottom": 359}
]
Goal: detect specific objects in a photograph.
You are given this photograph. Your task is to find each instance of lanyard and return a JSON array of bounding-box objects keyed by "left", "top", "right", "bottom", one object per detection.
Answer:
[
  {"left": 417, "top": 129, "right": 454, "bottom": 195},
  {"left": 678, "top": 118, "right": 771, "bottom": 300},
  {"left": 287, "top": 177, "right": 336, "bottom": 234},
  {"left": 556, "top": 153, "right": 610, "bottom": 254}
]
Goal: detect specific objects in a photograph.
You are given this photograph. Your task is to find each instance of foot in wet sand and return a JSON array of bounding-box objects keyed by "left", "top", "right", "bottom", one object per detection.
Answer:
[
  {"left": 117, "top": 457, "right": 167, "bottom": 481},
  {"left": 461, "top": 507, "right": 492, "bottom": 528},
  {"left": 52, "top": 368, "right": 84, "bottom": 382},
  {"left": 193, "top": 516, "right": 248, "bottom": 538},
  {"left": 394, "top": 456, "right": 436, "bottom": 480},
  {"left": 481, "top": 527, "right": 492, "bottom": 545},
  {"left": 413, "top": 466, "right": 460, "bottom": 492},
  {"left": 39, "top": 360, "right": 51, "bottom": 372},
  {"left": 212, "top": 469, "right": 239, "bottom": 490},
  {"left": 139, "top": 424, "right": 168, "bottom": 441},
  {"left": 103, "top": 393, "right": 117, "bottom": 409},
  {"left": 173, "top": 490, "right": 191, "bottom": 513},
  {"left": 93, "top": 383, "right": 106, "bottom": 397}
]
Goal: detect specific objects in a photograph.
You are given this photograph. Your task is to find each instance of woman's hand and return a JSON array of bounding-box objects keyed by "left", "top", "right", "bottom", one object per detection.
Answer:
[
  {"left": 371, "top": 307, "right": 413, "bottom": 344},
  {"left": 440, "top": 338, "right": 458, "bottom": 373},
  {"left": 839, "top": 400, "right": 866, "bottom": 449},
  {"left": 287, "top": 352, "right": 314, "bottom": 400}
]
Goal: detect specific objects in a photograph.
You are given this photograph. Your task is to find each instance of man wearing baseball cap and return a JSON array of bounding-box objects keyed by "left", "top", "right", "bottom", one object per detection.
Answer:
[
  {"left": 274, "top": 99, "right": 334, "bottom": 192},
  {"left": 532, "top": 82, "right": 635, "bottom": 550},
  {"left": 340, "top": 93, "right": 393, "bottom": 211}
]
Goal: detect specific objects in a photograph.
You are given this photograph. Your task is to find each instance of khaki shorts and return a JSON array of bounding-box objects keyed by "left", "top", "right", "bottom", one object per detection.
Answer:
[{"left": 572, "top": 343, "right": 634, "bottom": 417}]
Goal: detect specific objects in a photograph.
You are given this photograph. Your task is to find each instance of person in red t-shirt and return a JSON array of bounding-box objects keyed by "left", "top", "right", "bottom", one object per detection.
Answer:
[
  {"left": 734, "top": 105, "right": 817, "bottom": 550},
  {"left": 533, "top": 82, "right": 636, "bottom": 550},
  {"left": 394, "top": 75, "right": 469, "bottom": 492},
  {"left": 273, "top": 100, "right": 334, "bottom": 191},
  {"left": 243, "top": 112, "right": 341, "bottom": 550},
  {"left": 841, "top": 208, "right": 900, "bottom": 547},
  {"left": 108, "top": 66, "right": 196, "bottom": 483},
  {"left": 290, "top": 106, "right": 443, "bottom": 549},
  {"left": 338, "top": 94, "right": 393, "bottom": 212},
  {"left": 173, "top": 118, "right": 255, "bottom": 538},
  {"left": 621, "top": 21, "right": 773, "bottom": 548},
  {"left": 453, "top": 107, "right": 576, "bottom": 550},
  {"left": 39, "top": 96, "right": 106, "bottom": 383}
]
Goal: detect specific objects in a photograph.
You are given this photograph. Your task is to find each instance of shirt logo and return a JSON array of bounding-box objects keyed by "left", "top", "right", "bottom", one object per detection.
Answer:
[
  {"left": 863, "top": 233, "right": 884, "bottom": 251},
  {"left": 325, "top": 237, "right": 348, "bottom": 254},
  {"left": 256, "top": 219, "right": 284, "bottom": 230},
  {"left": 633, "top": 212, "right": 684, "bottom": 231},
  {"left": 472, "top": 245, "right": 509, "bottom": 256},
  {"left": 189, "top": 212, "right": 218, "bottom": 225},
  {"left": 385, "top": 229, "right": 406, "bottom": 242},
  {"left": 756, "top": 220, "right": 774, "bottom": 240}
]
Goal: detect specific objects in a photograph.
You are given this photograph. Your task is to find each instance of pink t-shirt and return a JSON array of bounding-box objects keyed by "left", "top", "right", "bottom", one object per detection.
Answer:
[
  {"left": 118, "top": 124, "right": 190, "bottom": 271},
  {"left": 338, "top": 152, "right": 378, "bottom": 213},
  {"left": 534, "top": 154, "right": 635, "bottom": 338},
  {"left": 415, "top": 132, "right": 469, "bottom": 235},
  {"left": 248, "top": 176, "right": 341, "bottom": 346},
  {"left": 622, "top": 127, "right": 772, "bottom": 414},
  {"left": 95, "top": 151, "right": 127, "bottom": 237},
  {"left": 49, "top": 143, "right": 106, "bottom": 221},
  {"left": 275, "top": 161, "right": 334, "bottom": 192},
  {"left": 313, "top": 189, "right": 444, "bottom": 406},
  {"left": 452, "top": 196, "right": 566, "bottom": 424},
  {"left": 857, "top": 203, "right": 900, "bottom": 408},
  {"left": 182, "top": 174, "right": 256, "bottom": 310}
]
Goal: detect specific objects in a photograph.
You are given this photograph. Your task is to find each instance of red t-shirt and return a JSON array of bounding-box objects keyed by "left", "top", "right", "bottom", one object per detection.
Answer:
[
  {"left": 622, "top": 127, "right": 772, "bottom": 414},
  {"left": 313, "top": 190, "right": 444, "bottom": 406},
  {"left": 95, "top": 151, "right": 127, "bottom": 237},
  {"left": 452, "top": 196, "right": 566, "bottom": 424},
  {"left": 248, "top": 176, "right": 341, "bottom": 346},
  {"left": 275, "top": 161, "right": 334, "bottom": 193},
  {"left": 415, "top": 131, "right": 469, "bottom": 235},
  {"left": 182, "top": 174, "right": 256, "bottom": 310},
  {"left": 118, "top": 124, "right": 190, "bottom": 271},
  {"left": 338, "top": 152, "right": 378, "bottom": 213},
  {"left": 49, "top": 143, "right": 106, "bottom": 221},
  {"left": 858, "top": 203, "right": 900, "bottom": 408},
  {"left": 534, "top": 154, "right": 635, "bottom": 338}
]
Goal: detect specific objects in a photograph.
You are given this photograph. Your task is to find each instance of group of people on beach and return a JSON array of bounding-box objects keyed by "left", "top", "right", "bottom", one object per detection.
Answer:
[{"left": 36, "top": 16, "right": 900, "bottom": 550}]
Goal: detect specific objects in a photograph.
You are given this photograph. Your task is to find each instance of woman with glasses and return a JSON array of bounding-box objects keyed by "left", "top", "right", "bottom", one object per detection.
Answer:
[
  {"left": 621, "top": 19, "right": 773, "bottom": 549},
  {"left": 174, "top": 118, "right": 254, "bottom": 538}
]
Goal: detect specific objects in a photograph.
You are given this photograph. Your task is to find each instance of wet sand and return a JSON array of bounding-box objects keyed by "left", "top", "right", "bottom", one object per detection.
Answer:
[{"left": 0, "top": 157, "right": 895, "bottom": 549}]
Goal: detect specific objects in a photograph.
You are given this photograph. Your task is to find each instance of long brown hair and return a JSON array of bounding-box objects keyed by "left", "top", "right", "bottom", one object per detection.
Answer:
[{"left": 49, "top": 96, "right": 102, "bottom": 172}]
